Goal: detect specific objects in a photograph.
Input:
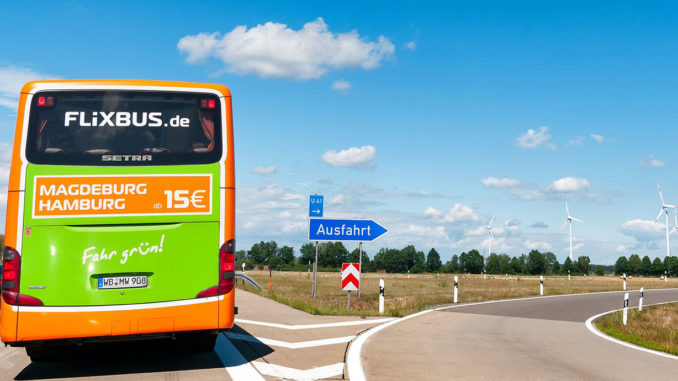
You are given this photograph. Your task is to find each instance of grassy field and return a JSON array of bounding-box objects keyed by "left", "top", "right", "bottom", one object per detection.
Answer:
[
  {"left": 596, "top": 302, "right": 678, "bottom": 356},
  {"left": 237, "top": 270, "right": 677, "bottom": 317}
]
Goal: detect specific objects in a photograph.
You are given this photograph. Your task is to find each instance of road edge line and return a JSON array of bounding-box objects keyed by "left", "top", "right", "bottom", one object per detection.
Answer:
[
  {"left": 347, "top": 288, "right": 678, "bottom": 380},
  {"left": 585, "top": 301, "right": 678, "bottom": 361}
]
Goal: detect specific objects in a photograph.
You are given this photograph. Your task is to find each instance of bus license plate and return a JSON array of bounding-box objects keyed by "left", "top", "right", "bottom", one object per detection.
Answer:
[{"left": 98, "top": 276, "right": 147, "bottom": 289}]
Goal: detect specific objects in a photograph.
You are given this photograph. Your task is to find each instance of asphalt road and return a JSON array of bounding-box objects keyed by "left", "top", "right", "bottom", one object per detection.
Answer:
[
  {"left": 0, "top": 290, "right": 390, "bottom": 380},
  {"left": 360, "top": 288, "right": 678, "bottom": 381},
  {"left": 2, "top": 289, "right": 677, "bottom": 380}
]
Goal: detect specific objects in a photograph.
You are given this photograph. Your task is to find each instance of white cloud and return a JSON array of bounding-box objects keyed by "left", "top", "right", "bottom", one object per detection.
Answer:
[
  {"left": 0, "top": 66, "right": 57, "bottom": 109},
  {"left": 505, "top": 218, "right": 520, "bottom": 227},
  {"left": 424, "top": 204, "right": 482, "bottom": 224},
  {"left": 530, "top": 222, "right": 549, "bottom": 229},
  {"left": 423, "top": 207, "right": 443, "bottom": 218},
  {"left": 524, "top": 240, "right": 553, "bottom": 251},
  {"left": 566, "top": 136, "right": 585, "bottom": 147},
  {"left": 236, "top": 184, "right": 306, "bottom": 237},
  {"left": 0, "top": 142, "right": 15, "bottom": 229},
  {"left": 177, "top": 18, "right": 395, "bottom": 80},
  {"left": 640, "top": 154, "right": 666, "bottom": 168},
  {"left": 481, "top": 177, "right": 521, "bottom": 188},
  {"left": 546, "top": 177, "right": 591, "bottom": 193},
  {"left": 251, "top": 165, "right": 277, "bottom": 175},
  {"left": 330, "top": 79, "right": 352, "bottom": 93},
  {"left": 329, "top": 194, "right": 347, "bottom": 205},
  {"left": 616, "top": 245, "right": 629, "bottom": 253},
  {"left": 515, "top": 126, "right": 555, "bottom": 150},
  {"left": 405, "top": 224, "right": 449, "bottom": 241},
  {"left": 497, "top": 176, "right": 598, "bottom": 201},
  {"left": 238, "top": 184, "right": 303, "bottom": 210},
  {"left": 620, "top": 219, "right": 664, "bottom": 243},
  {"left": 590, "top": 134, "right": 604, "bottom": 143},
  {"left": 345, "top": 182, "right": 447, "bottom": 199},
  {"left": 321, "top": 145, "right": 376, "bottom": 168},
  {"left": 405, "top": 41, "right": 416, "bottom": 50}
]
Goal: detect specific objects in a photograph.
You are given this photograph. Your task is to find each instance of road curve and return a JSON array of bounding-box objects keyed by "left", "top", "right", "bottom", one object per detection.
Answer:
[{"left": 359, "top": 289, "right": 678, "bottom": 381}]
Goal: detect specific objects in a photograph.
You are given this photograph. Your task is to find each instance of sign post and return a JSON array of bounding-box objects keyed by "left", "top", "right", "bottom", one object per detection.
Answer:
[
  {"left": 313, "top": 241, "right": 318, "bottom": 298},
  {"left": 307, "top": 208, "right": 388, "bottom": 307},
  {"left": 309, "top": 195, "right": 323, "bottom": 297}
]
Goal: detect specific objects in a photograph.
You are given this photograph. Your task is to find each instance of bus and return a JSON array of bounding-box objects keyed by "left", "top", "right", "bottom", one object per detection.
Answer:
[{"left": 0, "top": 80, "right": 236, "bottom": 360}]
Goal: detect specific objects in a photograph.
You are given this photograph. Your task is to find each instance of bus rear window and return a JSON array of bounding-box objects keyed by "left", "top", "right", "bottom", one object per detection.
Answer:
[{"left": 26, "top": 91, "right": 223, "bottom": 165}]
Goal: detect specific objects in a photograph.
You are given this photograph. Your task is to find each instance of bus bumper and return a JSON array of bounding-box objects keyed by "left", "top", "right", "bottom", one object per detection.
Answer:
[{"left": 1, "top": 292, "right": 234, "bottom": 344}]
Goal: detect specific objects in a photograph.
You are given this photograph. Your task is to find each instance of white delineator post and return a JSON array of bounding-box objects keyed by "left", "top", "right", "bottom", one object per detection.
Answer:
[
  {"left": 453, "top": 276, "right": 459, "bottom": 304},
  {"left": 568, "top": 270, "right": 570, "bottom": 281},
  {"left": 623, "top": 273, "right": 627, "bottom": 291},
  {"left": 665, "top": 270, "right": 668, "bottom": 283},
  {"left": 540, "top": 275, "right": 544, "bottom": 296},
  {"left": 623, "top": 292, "right": 629, "bottom": 325},
  {"left": 379, "top": 279, "right": 385, "bottom": 314},
  {"left": 638, "top": 287, "right": 644, "bottom": 312},
  {"left": 357, "top": 242, "right": 362, "bottom": 298}
]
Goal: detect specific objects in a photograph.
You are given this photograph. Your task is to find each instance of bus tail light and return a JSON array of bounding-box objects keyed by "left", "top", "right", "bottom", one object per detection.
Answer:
[
  {"left": 1, "top": 247, "right": 44, "bottom": 306},
  {"left": 37, "top": 96, "right": 54, "bottom": 107},
  {"left": 200, "top": 99, "right": 216, "bottom": 109},
  {"left": 196, "top": 240, "right": 235, "bottom": 298}
]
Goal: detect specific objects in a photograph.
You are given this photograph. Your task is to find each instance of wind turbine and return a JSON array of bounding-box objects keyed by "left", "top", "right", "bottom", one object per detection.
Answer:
[
  {"left": 561, "top": 201, "right": 583, "bottom": 261},
  {"left": 655, "top": 183, "right": 677, "bottom": 257},
  {"left": 485, "top": 216, "right": 494, "bottom": 259},
  {"left": 669, "top": 209, "right": 678, "bottom": 239}
]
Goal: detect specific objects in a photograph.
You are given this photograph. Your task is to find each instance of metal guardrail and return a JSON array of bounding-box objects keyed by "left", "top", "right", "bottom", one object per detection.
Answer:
[{"left": 235, "top": 272, "right": 263, "bottom": 291}]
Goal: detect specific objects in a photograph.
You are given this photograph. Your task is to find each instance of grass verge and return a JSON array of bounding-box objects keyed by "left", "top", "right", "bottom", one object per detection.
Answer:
[
  {"left": 595, "top": 302, "right": 678, "bottom": 356},
  {"left": 237, "top": 270, "right": 677, "bottom": 317}
]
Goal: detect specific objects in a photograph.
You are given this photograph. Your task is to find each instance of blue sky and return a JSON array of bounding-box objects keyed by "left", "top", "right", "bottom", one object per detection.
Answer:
[{"left": 2, "top": 1, "right": 678, "bottom": 264}]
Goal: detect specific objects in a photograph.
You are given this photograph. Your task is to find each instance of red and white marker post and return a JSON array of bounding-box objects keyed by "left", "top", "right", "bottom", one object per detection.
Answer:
[{"left": 342, "top": 263, "right": 361, "bottom": 310}]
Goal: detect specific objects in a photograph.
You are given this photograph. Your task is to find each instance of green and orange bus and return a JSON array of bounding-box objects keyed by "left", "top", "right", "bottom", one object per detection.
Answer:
[{"left": 0, "top": 80, "right": 236, "bottom": 360}]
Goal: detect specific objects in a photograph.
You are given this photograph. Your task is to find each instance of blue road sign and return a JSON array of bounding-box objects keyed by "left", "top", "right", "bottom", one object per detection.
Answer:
[
  {"left": 309, "top": 218, "right": 388, "bottom": 242},
  {"left": 309, "top": 195, "right": 323, "bottom": 217}
]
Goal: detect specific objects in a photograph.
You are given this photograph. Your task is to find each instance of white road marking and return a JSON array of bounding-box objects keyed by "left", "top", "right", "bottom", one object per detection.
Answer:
[
  {"left": 225, "top": 332, "right": 354, "bottom": 349},
  {"left": 235, "top": 317, "right": 394, "bottom": 330},
  {"left": 214, "top": 333, "right": 265, "bottom": 381},
  {"left": 252, "top": 361, "right": 344, "bottom": 381},
  {"left": 585, "top": 301, "right": 678, "bottom": 361},
  {"left": 346, "top": 288, "right": 678, "bottom": 381}
]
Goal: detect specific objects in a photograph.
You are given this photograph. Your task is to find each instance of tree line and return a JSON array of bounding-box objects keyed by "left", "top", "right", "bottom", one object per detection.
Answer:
[
  {"left": 613, "top": 254, "right": 678, "bottom": 276},
  {"left": 237, "top": 240, "right": 610, "bottom": 276}
]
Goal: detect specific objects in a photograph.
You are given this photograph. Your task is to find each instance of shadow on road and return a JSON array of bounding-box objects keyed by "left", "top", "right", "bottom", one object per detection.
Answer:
[
  {"left": 12, "top": 325, "right": 274, "bottom": 380},
  {"left": 225, "top": 324, "right": 274, "bottom": 362}
]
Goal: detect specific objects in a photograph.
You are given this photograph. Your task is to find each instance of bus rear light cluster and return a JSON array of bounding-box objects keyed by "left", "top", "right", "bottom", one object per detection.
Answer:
[
  {"left": 1, "top": 247, "right": 44, "bottom": 306},
  {"left": 200, "top": 99, "right": 216, "bottom": 109},
  {"left": 196, "top": 240, "right": 235, "bottom": 298},
  {"left": 37, "top": 96, "right": 54, "bottom": 107}
]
